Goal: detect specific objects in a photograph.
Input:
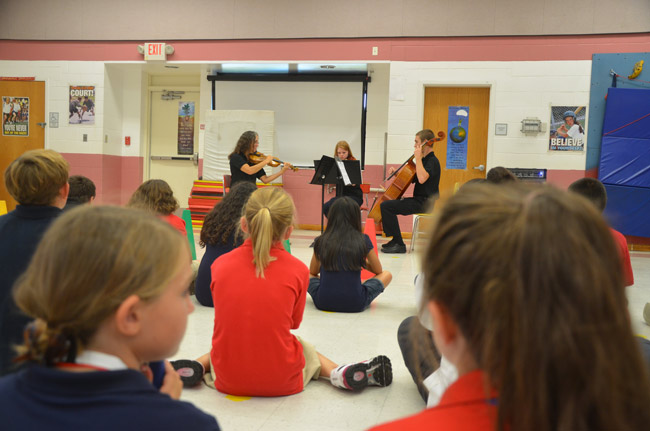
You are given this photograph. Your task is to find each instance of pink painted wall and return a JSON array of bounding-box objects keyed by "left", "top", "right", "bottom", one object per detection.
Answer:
[
  {"left": 61, "top": 153, "right": 143, "bottom": 205},
  {"left": 545, "top": 169, "right": 587, "bottom": 190},
  {"left": 2, "top": 34, "right": 650, "bottom": 63}
]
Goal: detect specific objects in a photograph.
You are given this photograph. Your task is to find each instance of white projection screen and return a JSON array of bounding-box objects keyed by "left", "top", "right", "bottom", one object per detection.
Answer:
[{"left": 213, "top": 80, "right": 363, "bottom": 167}]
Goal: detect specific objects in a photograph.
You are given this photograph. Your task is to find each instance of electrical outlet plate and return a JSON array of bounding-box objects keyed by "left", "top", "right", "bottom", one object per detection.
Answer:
[
  {"left": 48, "top": 112, "right": 59, "bottom": 128},
  {"left": 83, "top": 134, "right": 88, "bottom": 142},
  {"left": 372, "top": 47, "right": 378, "bottom": 56}
]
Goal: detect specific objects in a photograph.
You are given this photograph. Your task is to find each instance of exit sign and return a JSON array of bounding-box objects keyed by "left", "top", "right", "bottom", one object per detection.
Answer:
[{"left": 144, "top": 43, "right": 166, "bottom": 61}]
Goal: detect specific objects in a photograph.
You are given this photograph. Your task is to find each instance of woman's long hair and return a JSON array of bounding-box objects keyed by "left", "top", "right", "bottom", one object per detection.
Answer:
[
  {"left": 243, "top": 187, "right": 295, "bottom": 278},
  {"left": 228, "top": 131, "right": 258, "bottom": 159},
  {"left": 334, "top": 140, "right": 356, "bottom": 160},
  {"left": 314, "top": 197, "right": 367, "bottom": 271},
  {"left": 421, "top": 183, "right": 650, "bottom": 431},
  {"left": 200, "top": 182, "right": 257, "bottom": 247}
]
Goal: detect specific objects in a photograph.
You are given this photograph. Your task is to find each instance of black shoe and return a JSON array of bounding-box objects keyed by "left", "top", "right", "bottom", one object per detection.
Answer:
[
  {"left": 381, "top": 243, "right": 406, "bottom": 254},
  {"left": 381, "top": 239, "right": 396, "bottom": 249},
  {"left": 365, "top": 355, "right": 393, "bottom": 387},
  {"left": 170, "top": 359, "right": 204, "bottom": 387}
]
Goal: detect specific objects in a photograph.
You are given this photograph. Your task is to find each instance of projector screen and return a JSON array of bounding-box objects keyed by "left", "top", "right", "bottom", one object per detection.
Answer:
[{"left": 215, "top": 80, "right": 363, "bottom": 167}]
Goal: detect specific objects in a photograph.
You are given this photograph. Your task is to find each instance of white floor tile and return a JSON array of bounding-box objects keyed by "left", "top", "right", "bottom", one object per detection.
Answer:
[{"left": 174, "top": 229, "right": 650, "bottom": 431}]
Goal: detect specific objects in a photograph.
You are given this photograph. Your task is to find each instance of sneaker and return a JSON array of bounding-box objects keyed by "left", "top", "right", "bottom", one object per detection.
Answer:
[
  {"left": 644, "top": 303, "right": 650, "bottom": 325},
  {"left": 330, "top": 355, "right": 392, "bottom": 391},
  {"left": 330, "top": 363, "right": 369, "bottom": 391},
  {"left": 364, "top": 355, "right": 393, "bottom": 387},
  {"left": 170, "top": 359, "right": 204, "bottom": 388},
  {"left": 381, "top": 243, "right": 406, "bottom": 254},
  {"left": 381, "top": 239, "right": 396, "bottom": 249}
]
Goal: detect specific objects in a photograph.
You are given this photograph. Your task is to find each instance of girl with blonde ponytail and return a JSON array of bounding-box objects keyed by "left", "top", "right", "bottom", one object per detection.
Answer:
[
  {"left": 173, "top": 187, "right": 393, "bottom": 396},
  {"left": 0, "top": 206, "right": 220, "bottom": 431}
]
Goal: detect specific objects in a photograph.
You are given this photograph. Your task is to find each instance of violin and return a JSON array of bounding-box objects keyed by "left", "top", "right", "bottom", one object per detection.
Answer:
[
  {"left": 368, "top": 131, "right": 446, "bottom": 228},
  {"left": 248, "top": 151, "right": 298, "bottom": 171}
]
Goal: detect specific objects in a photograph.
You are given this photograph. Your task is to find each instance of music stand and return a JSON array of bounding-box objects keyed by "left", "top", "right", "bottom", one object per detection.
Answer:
[
  {"left": 311, "top": 156, "right": 338, "bottom": 233},
  {"left": 311, "top": 157, "right": 363, "bottom": 233}
]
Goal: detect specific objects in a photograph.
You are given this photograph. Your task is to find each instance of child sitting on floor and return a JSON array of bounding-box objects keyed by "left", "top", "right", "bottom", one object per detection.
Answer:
[
  {"left": 128, "top": 179, "right": 186, "bottom": 235},
  {"left": 371, "top": 183, "right": 650, "bottom": 431},
  {"left": 172, "top": 188, "right": 392, "bottom": 395},
  {"left": 309, "top": 196, "right": 392, "bottom": 312},
  {"left": 195, "top": 182, "right": 257, "bottom": 307},
  {"left": 0, "top": 206, "right": 220, "bottom": 430}
]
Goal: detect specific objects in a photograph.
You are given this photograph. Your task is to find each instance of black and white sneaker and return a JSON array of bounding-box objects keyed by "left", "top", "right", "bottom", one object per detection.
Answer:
[
  {"left": 170, "top": 359, "right": 204, "bottom": 388},
  {"left": 330, "top": 355, "right": 392, "bottom": 391},
  {"left": 364, "top": 355, "right": 393, "bottom": 387}
]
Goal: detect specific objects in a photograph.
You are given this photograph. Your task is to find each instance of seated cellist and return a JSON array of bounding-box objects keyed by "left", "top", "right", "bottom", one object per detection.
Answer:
[{"left": 380, "top": 129, "right": 441, "bottom": 254}]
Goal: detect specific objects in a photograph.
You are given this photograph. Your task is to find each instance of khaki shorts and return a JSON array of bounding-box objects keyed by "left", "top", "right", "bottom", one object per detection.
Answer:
[
  {"left": 297, "top": 336, "right": 321, "bottom": 388},
  {"left": 203, "top": 337, "right": 322, "bottom": 390}
]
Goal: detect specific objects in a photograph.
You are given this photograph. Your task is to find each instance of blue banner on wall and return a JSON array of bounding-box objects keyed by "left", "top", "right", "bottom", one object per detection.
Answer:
[{"left": 446, "top": 106, "right": 469, "bottom": 169}]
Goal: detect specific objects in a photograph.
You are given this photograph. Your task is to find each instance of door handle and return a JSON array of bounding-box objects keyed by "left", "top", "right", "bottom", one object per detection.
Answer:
[
  {"left": 37, "top": 122, "right": 47, "bottom": 128},
  {"left": 473, "top": 164, "right": 485, "bottom": 172},
  {"left": 150, "top": 155, "right": 193, "bottom": 161}
]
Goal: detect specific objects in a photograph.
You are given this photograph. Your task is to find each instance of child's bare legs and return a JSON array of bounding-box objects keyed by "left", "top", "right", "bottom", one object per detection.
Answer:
[
  {"left": 196, "top": 352, "right": 210, "bottom": 373},
  {"left": 317, "top": 352, "right": 338, "bottom": 378},
  {"left": 373, "top": 270, "right": 392, "bottom": 288},
  {"left": 174, "top": 351, "right": 393, "bottom": 391}
]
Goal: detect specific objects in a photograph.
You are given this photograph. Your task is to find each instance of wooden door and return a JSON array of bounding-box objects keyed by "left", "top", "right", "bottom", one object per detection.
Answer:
[
  {"left": 423, "top": 87, "right": 490, "bottom": 200},
  {"left": 148, "top": 90, "right": 200, "bottom": 208},
  {"left": 0, "top": 81, "right": 46, "bottom": 211}
]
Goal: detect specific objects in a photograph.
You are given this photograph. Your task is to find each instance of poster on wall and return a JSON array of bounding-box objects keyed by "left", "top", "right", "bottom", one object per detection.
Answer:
[
  {"left": 446, "top": 106, "right": 469, "bottom": 169},
  {"left": 2, "top": 96, "right": 29, "bottom": 136},
  {"left": 549, "top": 105, "right": 586, "bottom": 151},
  {"left": 69, "top": 86, "right": 95, "bottom": 125},
  {"left": 178, "top": 101, "right": 195, "bottom": 155}
]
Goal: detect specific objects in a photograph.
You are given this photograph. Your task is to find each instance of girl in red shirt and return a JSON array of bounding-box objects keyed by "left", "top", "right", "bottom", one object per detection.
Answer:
[
  {"left": 127, "top": 179, "right": 186, "bottom": 236},
  {"left": 173, "top": 187, "right": 393, "bottom": 395},
  {"left": 371, "top": 184, "right": 650, "bottom": 431}
]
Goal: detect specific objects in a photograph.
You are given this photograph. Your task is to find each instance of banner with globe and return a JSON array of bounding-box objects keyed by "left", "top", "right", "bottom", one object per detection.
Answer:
[{"left": 446, "top": 106, "right": 469, "bottom": 169}]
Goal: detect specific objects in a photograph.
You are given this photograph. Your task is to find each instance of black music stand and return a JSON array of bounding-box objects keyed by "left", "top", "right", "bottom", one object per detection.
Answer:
[
  {"left": 311, "top": 156, "right": 338, "bottom": 233},
  {"left": 311, "top": 156, "right": 363, "bottom": 233}
]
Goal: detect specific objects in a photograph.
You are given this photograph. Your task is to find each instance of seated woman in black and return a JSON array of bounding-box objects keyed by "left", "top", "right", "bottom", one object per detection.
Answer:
[
  {"left": 195, "top": 182, "right": 257, "bottom": 307},
  {"left": 228, "top": 131, "right": 293, "bottom": 187},
  {"left": 322, "top": 140, "right": 363, "bottom": 217}
]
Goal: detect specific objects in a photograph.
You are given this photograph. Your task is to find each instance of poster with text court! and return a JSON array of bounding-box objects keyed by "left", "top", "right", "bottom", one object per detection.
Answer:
[
  {"left": 2, "top": 96, "right": 29, "bottom": 136},
  {"left": 69, "top": 86, "right": 95, "bottom": 125}
]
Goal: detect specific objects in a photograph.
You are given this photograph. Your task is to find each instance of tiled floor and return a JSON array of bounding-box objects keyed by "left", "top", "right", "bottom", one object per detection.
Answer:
[{"left": 173, "top": 229, "right": 650, "bottom": 431}]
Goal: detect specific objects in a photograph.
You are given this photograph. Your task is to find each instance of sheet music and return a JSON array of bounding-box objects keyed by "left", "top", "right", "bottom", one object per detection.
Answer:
[{"left": 336, "top": 158, "right": 352, "bottom": 186}]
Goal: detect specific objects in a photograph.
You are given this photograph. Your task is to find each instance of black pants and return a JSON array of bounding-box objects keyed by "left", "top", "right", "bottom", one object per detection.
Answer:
[
  {"left": 397, "top": 316, "right": 441, "bottom": 402},
  {"left": 380, "top": 198, "right": 424, "bottom": 244}
]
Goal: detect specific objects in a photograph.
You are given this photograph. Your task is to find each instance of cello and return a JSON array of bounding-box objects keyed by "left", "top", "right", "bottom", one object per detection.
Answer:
[{"left": 368, "top": 131, "right": 445, "bottom": 227}]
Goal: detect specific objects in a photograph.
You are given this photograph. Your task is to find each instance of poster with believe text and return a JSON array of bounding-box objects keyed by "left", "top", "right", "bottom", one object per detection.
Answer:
[{"left": 549, "top": 105, "right": 586, "bottom": 151}]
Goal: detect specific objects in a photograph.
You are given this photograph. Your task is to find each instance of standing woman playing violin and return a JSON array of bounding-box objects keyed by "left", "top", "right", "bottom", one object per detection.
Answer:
[
  {"left": 380, "top": 129, "right": 441, "bottom": 254},
  {"left": 228, "top": 131, "right": 294, "bottom": 187},
  {"left": 323, "top": 141, "right": 363, "bottom": 217}
]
